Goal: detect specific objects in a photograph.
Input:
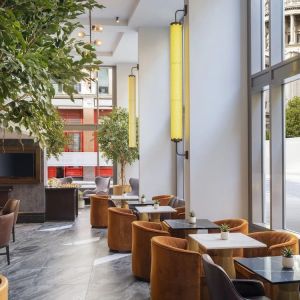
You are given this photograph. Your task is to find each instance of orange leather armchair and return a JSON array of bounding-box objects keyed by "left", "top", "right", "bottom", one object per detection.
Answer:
[
  {"left": 171, "top": 206, "right": 185, "bottom": 219},
  {"left": 152, "top": 194, "right": 174, "bottom": 206},
  {"left": 90, "top": 195, "right": 109, "bottom": 228},
  {"left": 108, "top": 207, "right": 137, "bottom": 252},
  {"left": 209, "top": 218, "right": 249, "bottom": 257},
  {"left": 0, "top": 213, "right": 14, "bottom": 265},
  {"left": 0, "top": 199, "right": 20, "bottom": 242},
  {"left": 0, "top": 275, "right": 8, "bottom": 300},
  {"left": 150, "top": 236, "right": 202, "bottom": 300},
  {"left": 132, "top": 221, "right": 170, "bottom": 281}
]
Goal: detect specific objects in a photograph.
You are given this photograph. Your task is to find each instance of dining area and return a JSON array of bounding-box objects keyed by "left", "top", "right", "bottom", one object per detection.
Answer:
[{"left": 85, "top": 191, "right": 300, "bottom": 300}]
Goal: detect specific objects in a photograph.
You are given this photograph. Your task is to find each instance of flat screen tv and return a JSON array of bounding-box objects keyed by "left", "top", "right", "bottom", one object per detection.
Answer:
[{"left": 0, "top": 146, "right": 41, "bottom": 184}]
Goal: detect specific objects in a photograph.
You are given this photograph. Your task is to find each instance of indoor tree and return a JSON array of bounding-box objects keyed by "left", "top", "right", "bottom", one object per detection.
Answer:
[
  {"left": 0, "top": 0, "right": 103, "bottom": 157},
  {"left": 98, "top": 107, "right": 139, "bottom": 186}
]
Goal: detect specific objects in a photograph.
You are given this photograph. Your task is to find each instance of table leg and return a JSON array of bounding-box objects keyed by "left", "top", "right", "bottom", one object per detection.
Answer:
[
  {"left": 120, "top": 200, "right": 127, "bottom": 208},
  {"left": 209, "top": 249, "right": 236, "bottom": 279},
  {"left": 139, "top": 213, "right": 149, "bottom": 221},
  {"left": 276, "top": 283, "right": 300, "bottom": 300},
  {"left": 150, "top": 213, "right": 161, "bottom": 223}
]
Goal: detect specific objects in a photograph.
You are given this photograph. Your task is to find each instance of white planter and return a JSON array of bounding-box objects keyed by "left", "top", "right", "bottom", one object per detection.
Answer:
[
  {"left": 282, "top": 256, "right": 294, "bottom": 268},
  {"left": 154, "top": 204, "right": 159, "bottom": 209},
  {"left": 189, "top": 217, "right": 196, "bottom": 224},
  {"left": 221, "top": 231, "right": 229, "bottom": 240},
  {"left": 141, "top": 197, "right": 146, "bottom": 203}
]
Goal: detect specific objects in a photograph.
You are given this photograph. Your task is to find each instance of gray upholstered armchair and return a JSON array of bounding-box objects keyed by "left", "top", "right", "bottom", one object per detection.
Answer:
[
  {"left": 127, "top": 178, "right": 139, "bottom": 196},
  {"left": 59, "top": 177, "right": 73, "bottom": 184},
  {"left": 83, "top": 176, "right": 111, "bottom": 197}
]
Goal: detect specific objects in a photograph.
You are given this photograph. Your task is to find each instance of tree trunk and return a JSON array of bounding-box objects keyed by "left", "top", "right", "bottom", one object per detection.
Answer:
[{"left": 120, "top": 162, "right": 126, "bottom": 186}]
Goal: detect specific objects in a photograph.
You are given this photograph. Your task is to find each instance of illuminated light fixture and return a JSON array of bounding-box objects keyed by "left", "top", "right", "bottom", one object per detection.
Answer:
[
  {"left": 93, "top": 40, "right": 102, "bottom": 46},
  {"left": 128, "top": 65, "right": 139, "bottom": 148},
  {"left": 116, "top": 16, "right": 120, "bottom": 23},
  {"left": 92, "top": 24, "right": 103, "bottom": 32},
  {"left": 170, "top": 5, "right": 188, "bottom": 159},
  {"left": 78, "top": 31, "right": 86, "bottom": 38}
]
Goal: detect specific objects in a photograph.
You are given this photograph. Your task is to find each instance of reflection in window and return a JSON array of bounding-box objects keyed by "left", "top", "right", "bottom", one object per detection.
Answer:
[
  {"left": 263, "top": 88, "right": 270, "bottom": 225},
  {"left": 264, "top": 0, "right": 270, "bottom": 68}
]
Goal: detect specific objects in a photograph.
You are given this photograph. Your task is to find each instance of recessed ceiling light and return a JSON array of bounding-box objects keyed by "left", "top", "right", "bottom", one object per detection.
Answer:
[
  {"left": 78, "top": 31, "right": 86, "bottom": 38},
  {"left": 94, "top": 40, "right": 102, "bottom": 46},
  {"left": 92, "top": 24, "right": 103, "bottom": 32}
]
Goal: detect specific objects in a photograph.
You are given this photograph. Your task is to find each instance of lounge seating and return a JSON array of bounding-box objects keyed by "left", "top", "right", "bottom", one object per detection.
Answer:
[
  {"left": 152, "top": 194, "right": 174, "bottom": 206},
  {"left": 0, "top": 199, "right": 20, "bottom": 242},
  {"left": 0, "top": 213, "right": 14, "bottom": 265},
  {"left": 59, "top": 176, "right": 73, "bottom": 184},
  {"left": 202, "top": 254, "right": 269, "bottom": 300},
  {"left": 83, "top": 176, "right": 111, "bottom": 197},
  {"left": 160, "top": 197, "right": 185, "bottom": 220},
  {"left": 150, "top": 236, "right": 201, "bottom": 300},
  {"left": 235, "top": 231, "right": 299, "bottom": 283},
  {"left": 127, "top": 178, "right": 139, "bottom": 196},
  {"left": 208, "top": 218, "right": 249, "bottom": 257},
  {"left": 132, "top": 221, "right": 170, "bottom": 281},
  {"left": 108, "top": 207, "right": 137, "bottom": 252},
  {"left": 90, "top": 195, "right": 109, "bottom": 228},
  {"left": 0, "top": 275, "right": 8, "bottom": 300}
]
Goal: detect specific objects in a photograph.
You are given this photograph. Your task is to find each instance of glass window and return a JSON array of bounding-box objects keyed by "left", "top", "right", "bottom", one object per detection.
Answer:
[
  {"left": 284, "top": 77, "right": 300, "bottom": 232},
  {"left": 65, "top": 132, "right": 82, "bottom": 152},
  {"left": 264, "top": 0, "right": 270, "bottom": 68}
]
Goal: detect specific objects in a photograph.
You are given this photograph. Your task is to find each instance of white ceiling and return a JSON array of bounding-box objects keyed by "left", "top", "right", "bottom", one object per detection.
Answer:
[{"left": 75, "top": 0, "right": 184, "bottom": 65}]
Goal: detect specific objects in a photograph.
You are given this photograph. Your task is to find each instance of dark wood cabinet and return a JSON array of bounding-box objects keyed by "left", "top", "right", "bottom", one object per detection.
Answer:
[
  {"left": 0, "top": 186, "right": 13, "bottom": 208},
  {"left": 45, "top": 187, "right": 78, "bottom": 221}
]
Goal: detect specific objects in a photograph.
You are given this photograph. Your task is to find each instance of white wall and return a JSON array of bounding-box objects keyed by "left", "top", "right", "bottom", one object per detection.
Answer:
[
  {"left": 138, "top": 27, "right": 176, "bottom": 198},
  {"left": 116, "top": 63, "right": 139, "bottom": 183},
  {"left": 185, "top": 0, "right": 248, "bottom": 219}
]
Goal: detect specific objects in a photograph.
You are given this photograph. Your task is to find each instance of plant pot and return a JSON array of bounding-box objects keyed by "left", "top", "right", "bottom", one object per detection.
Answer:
[
  {"left": 113, "top": 184, "right": 131, "bottom": 195},
  {"left": 189, "top": 216, "right": 196, "bottom": 224},
  {"left": 141, "top": 197, "right": 146, "bottom": 203},
  {"left": 221, "top": 231, "right": 229, "bottom": 240},
  {"left": 153, "top": 204, "right": 159, "bottom": 209},
  {"left": 282, "top": 256, "right": 294, "bottom": 268}
]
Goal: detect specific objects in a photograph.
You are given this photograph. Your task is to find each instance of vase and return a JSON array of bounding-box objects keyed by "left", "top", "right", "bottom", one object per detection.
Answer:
[
  {"left": 221, "top": 231, "right": 229, "bottom": 240},
  {"left": 282, "top": 256, "right": 294, "bottom": 268},
  {"left": 189, "top": 216, "right": 196, "bottom": 224}
]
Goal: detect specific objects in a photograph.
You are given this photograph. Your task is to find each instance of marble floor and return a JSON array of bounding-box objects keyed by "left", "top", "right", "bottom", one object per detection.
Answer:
[{"left": 0, "top": 208, "right": 150, "bottom": 300}]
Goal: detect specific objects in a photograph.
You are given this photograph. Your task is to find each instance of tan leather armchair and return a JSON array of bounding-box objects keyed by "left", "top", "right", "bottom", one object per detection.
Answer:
[
  {"left": 152, "top": 194, "right": 174, "bottom": 206},
  {"left": 132, "top": 221, "right": 170, "bottom": 281},
  {"left": 0, "top": 199, "right": 20, "bottom": 242},
  {"left": 150, "top": 236, "right": 202, "bottom": 300},
  {"left": 0, "top": 275, "right": 8, "bottom": 300},
  {"left": 209, "top": 218, "right": 249, "bottom": 257},
  {"left": 90, "top": 195, "right": 109, "bottom": 228},
  {"left": 108, "top": 207, "right": 137, "bottom": 252},
  {"left": 0, "top": 213, "right": 14, "bottom": 265}
]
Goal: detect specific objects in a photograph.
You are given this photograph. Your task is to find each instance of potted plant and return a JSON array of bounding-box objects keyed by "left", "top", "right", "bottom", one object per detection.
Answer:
[
  {"left": 220, "top": 224, "right": 230, "bottom": 240},
  {"left": 153, "top": 200, "right": 160, "bottom": 209},
  {"left": 282, "top": 247, "right": 294, "bottom": 268},
  {"left": 189, "top": 211, "right": 196, "bottom": 224},
  {"left": 98, "top": 107, "right": 139, "bottom": 195},
  {"left": 141, "top": 194, "right": 146, "bottom": 203}
]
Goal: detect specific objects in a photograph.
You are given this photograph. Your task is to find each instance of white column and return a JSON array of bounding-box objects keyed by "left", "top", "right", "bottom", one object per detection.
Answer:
[
  {"left": 184, "top": 0, "right": 248, "bottom": 220},
  {"left": 138, "top": 27, "right": 176, "bottom": 198},
  {"left": 290, "top": 14, "right": 296, "bottom": 45}
]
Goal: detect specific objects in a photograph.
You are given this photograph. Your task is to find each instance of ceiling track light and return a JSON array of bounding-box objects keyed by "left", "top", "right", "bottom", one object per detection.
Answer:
[{"left": 116, "top": 16, "right": 120, "bottom": 23}]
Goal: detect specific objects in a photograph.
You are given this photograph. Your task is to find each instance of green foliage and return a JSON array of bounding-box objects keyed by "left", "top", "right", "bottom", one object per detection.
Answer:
[
  {"left": 286, "top": 96, "right": 300, "bottom": 138},
  {"left": 219, "top": 224, "right": 230, "bottom": 232},
  {"left": 189, "top": 211, "right": 195, "bottom": 217},
  {"left": 0, "top": 0, "right": 103, "bottom": 157},
  {"left": 282, "top": 247, "right": 293, "bottom": 258},
  {"left": 97, "top": 107, "right": 139, "bottom": 185}
]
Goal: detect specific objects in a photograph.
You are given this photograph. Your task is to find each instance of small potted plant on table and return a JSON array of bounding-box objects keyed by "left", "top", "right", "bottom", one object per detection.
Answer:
[
  {"left": 220, "top": 224, "right": 230, "bottom": 240},
  {"left": 282, "top": 247, "right": 294, "bottom": 268},
  {"left": 189, "top": 211, "right": 196, "bottom": 224},
  {"left": 141, "top": 194, "right": 146, "bottom": 203},
  {"left": 153, "top": 200, "right": 160, "bottom": 209}
]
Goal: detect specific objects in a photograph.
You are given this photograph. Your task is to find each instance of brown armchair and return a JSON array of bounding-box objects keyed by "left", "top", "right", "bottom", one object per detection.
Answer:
[
  {"left": 152, "top": 194, "right": 174, "bottom": 206},
  {"left": 209, "top": 218, "right": 249, "bottom": 257},
  {"left": 150, "top": 236, "right": 202, "bottom": 300},
  {"left": 0, "top": 199, "right": 20, "bottom": 242},
  {"left": 132, "top": 221, "right": 170, "bottom": 281},
  {"left": 0, "top": 213, "right": 14, "bottom": 265},
  {"left": 90, "top": 195, "right": 109, "bottom": 228},
  {"left": 0, "top": 275, "right": 8, "bottom": 300},
  {"left": 108, "top": 207, "right": 137, "bottom": 252}
]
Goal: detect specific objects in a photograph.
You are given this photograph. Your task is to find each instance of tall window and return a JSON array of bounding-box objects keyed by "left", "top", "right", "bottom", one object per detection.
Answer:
[{"left": 250, "top": 0, "right": 300, "bottom": 231}]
